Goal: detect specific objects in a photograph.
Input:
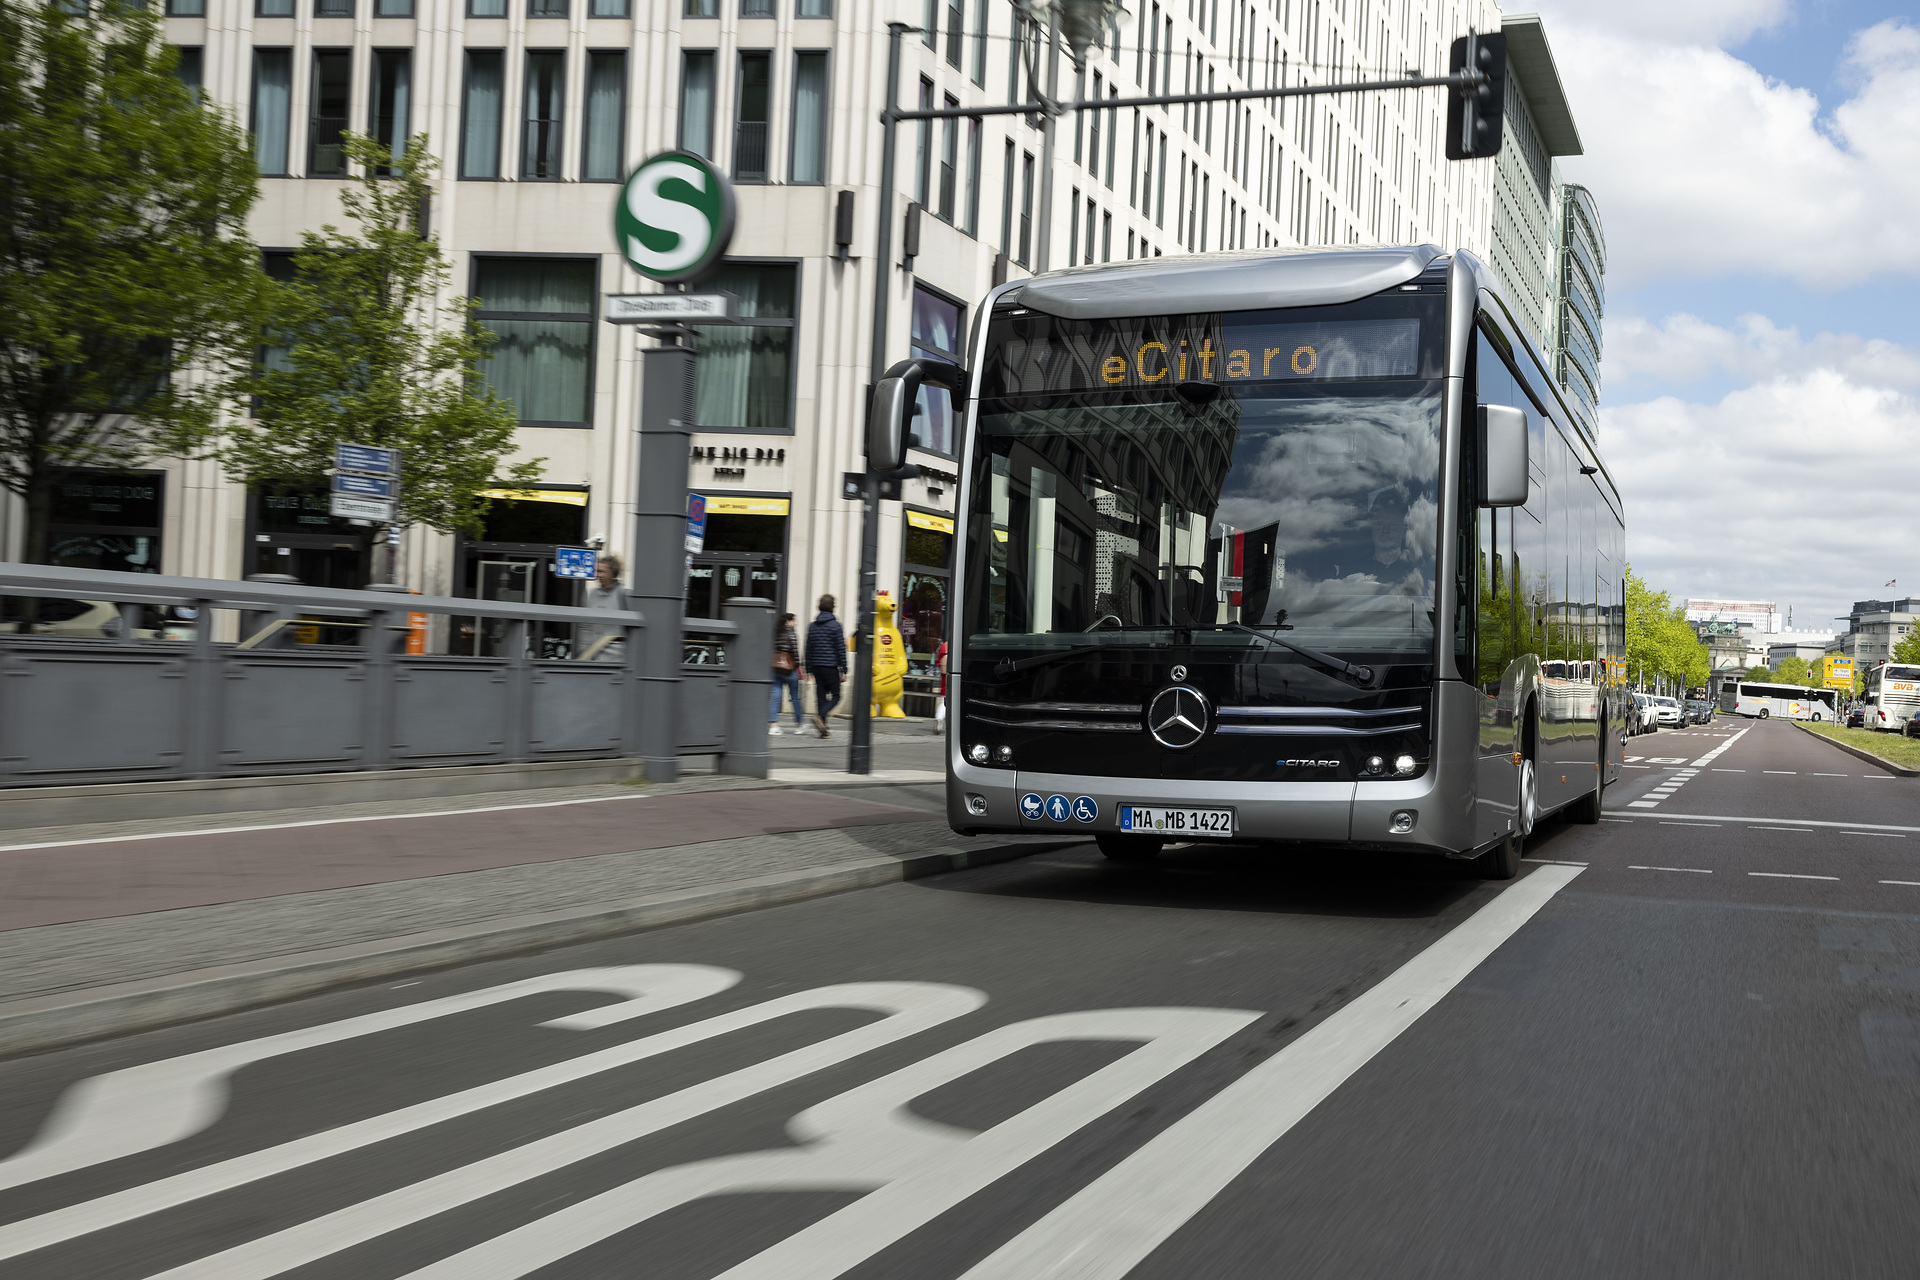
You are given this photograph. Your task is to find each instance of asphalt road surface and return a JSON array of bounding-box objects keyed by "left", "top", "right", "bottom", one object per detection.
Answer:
[{"left": 2, "top": 718, "right": 1916, "bottom": 1279}]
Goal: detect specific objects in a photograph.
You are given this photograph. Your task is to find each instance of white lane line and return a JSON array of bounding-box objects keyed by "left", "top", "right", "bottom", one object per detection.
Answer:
[
  {"left": 1522, "top": 859, "right": 1588, "bottom": 866},
  {"left": 1627, "top": 801, "right": 1659, "bottom": 808},
  {"left": 0, "top": 791, "right": 654, "bottom": 855},
  {"left": 1753, "top": 827, "right": 1814, "bottom": 833},
  {"left": 1712, "top": 768, "right": 1746, "bottom": 772},
  {"left": 955, "top": 865, "right": 1585, "bottom": 1280},
  {"left": 1629, "top": 865, "right": 1712, "bottom": 874},
  {"left": 1624, "top": 764, "right": 1650, "bottom": 769},
  {"left": 1812, "top": 773, "right": 1850, "bottom": 777},
  {"left": 1882, "top": 881, "right": 1920, "bottom": 887},
  {"left": 1843, "top": 831, "right": 1907, "bottom": 839},
  {"left": 1659, "top": 822, "right": 1721, "bottom": 828},
  {"left": 1763, "top": 771, "right": 1797, "bottom": 775},
  {"left": 1600, "top": 818, "right": 1634, "bottom": 823},
  {"left": 1749, "top": 872, "right": 1840, "bottom": 881},
  {"left": 1601, "top": 813, "right": 1920, "bottom": 835}
]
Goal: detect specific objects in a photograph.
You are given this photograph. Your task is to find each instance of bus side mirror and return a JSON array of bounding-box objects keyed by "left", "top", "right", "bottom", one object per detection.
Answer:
[
  {"left": 1478, "top": 404, "right": 1528, "bottom": 507},
  {"left": 868, "top": 357, "right": 967, "bottom": 474}
]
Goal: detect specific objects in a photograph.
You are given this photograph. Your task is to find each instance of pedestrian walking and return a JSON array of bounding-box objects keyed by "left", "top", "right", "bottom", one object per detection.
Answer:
[
  {"left": 933, "top": 638, "right": 949, "bottom": 735},
  {"left": 804, "top": 594, "right": 847, "bottom": 738},
  {"left": 769, "top": 612, "right": 803, "bottom": 735},
  {"left": 574, "top": 554, "right": 627, "bottom": 660}
]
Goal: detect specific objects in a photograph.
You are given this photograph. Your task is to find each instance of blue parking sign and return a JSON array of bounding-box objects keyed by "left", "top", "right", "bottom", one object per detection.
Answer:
[{"left": 555, "top": 547, "right": 597, "bottom": 579}]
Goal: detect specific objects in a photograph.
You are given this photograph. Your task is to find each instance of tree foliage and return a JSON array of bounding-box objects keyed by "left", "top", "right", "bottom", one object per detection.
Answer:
[
  {"left": 0, "top": 0, "right": 267, "bottom": 561},
  {"left": 221, "top": 132, "right": 539, "bottom": 536},
  {"left": 1624, "top": 565, "right": 1709, "bottom": 688},
  {"left": 1894, "top": 633, "right": 1920, "bottom": 666},
  {"left": 1774, "top": 656, "right": 1812, "bottom": 686}
]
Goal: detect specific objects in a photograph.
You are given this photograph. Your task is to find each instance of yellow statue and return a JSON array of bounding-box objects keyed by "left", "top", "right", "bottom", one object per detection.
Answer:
[{"left": 870, "top": 590, "right": 908, "bottom": 718}]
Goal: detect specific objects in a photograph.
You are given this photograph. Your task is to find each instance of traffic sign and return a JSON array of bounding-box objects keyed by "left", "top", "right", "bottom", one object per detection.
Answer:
[
  {"left": 335, "top": 444, "right": 401, "bottom": 477},
  {"left": 329, "top": 494, "right": 395, "bottom": 521},
  {"left": 615, "top": 151, "right": 736, "bottom": 285},
  {"left": 686, "top": 494, "right": 708, "bottom": 553},
  {"left": 604, "top": 293, "right": 738, "bottom": 324},
  {"left": 554, "top": 547, "right": 598, "bottom": 579},
  {"left": 332, "top": 472, "right": 397, "bottom": 500}
]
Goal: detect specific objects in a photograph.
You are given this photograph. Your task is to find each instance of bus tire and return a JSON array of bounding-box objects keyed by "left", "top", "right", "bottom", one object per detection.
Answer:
[
  {"left": 1758, "top": 708, "right": 1770, "bottom": 719},
  {"left": 1096, "top": 834, "right": 1163, "bottom": 864},
  {"left": 1478, "top": 831, "right": 1522, "bottom": 879}
]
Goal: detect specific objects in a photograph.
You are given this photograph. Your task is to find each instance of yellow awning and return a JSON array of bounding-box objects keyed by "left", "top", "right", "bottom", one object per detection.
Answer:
[
  {"left": 704, "top": 495, "right": 790, "bottom": 515},
  {"left": 478, "top": 488, "right": 589, "bottom": 507},
  {"left": 906, "top": 510, "right": 955, "bottom": 534}
]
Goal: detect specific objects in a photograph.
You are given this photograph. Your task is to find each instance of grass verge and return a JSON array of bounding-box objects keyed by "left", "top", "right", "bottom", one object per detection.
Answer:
[{"left": 1799, "top": 722, "right": 1920, "bottom": 771}]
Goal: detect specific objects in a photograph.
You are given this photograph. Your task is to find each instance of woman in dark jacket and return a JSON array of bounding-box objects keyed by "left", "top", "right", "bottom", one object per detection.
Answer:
[{"left": 803, "top": 595, "right": 848, "bottom": 737}]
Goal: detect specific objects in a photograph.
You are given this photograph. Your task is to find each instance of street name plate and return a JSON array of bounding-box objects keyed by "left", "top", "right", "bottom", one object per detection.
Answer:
[
  {"left": 330, "top": 494, "right": 396, "bottom": 521},
  {"left": 604, "top": 293, "right": 737, "bottom": 324}
]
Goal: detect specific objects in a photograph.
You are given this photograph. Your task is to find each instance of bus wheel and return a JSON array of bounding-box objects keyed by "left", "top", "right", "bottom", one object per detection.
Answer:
[
  {"left": 1478, "top": 831, "right": 1522, "bottom": 879},
  {"left": 1758, "top": 708, "right": 1770, "bottom": 719},
  {"left": 1096, "top": 834, "right": 1164, "bottom": 864}
]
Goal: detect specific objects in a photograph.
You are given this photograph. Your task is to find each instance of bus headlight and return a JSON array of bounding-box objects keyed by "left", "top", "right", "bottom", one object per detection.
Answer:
[
  {"left": 968, "top": 743, "right": 990, "bottom": 764},
  {"left": 1389, "top": 810, "right": 1417, "bottom": 834},
  {"left": 995, "top": 745, "right": 1015, "bottom": 764},
  {"left": 1363, "top": 755, "right": 1386, "bottom": 776},
  {"left": 1393, "top": 755, "right": 1418, "bottom": 776},
  {"left": 965, "top": 794, "right": 989, "bottom": 815}
]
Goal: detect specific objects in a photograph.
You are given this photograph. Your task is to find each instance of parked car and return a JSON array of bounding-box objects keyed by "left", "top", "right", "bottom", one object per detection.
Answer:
[
  {"left": 1633, "top": 692, "right": 1659, "bottom": 734},
  {"left": 1906, "top": 711, "right": 1920, "bottom": 740},
  {"left": 1846, "top": 706, "right": 1869, "bottom": 728},
  {"left": 1652, "top": 695, "right": 1685, "bottom": 727},
  {"left": 1684, "top": 699, "right": 1712, "bottom": 724}
]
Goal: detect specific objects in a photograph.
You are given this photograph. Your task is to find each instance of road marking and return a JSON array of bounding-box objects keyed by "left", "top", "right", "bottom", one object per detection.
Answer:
[
  {"left": 1764, "top": 771, "right": 1797, "bottom": 775},
  {"left": 1602, "top": 813, "right": 1920, "bottom": 835},
  {"left": 1749, "top": 872, "right": 1840, "bottom": 880},
  {"left": 0, "top": 966, "right": 737, "bottom": 1195},
  {"left": 1600, "top": 818, "right": 1634, "bottom": 823},
  {"left": 1843, "top": 831, "right": 1906, "bottom": 839},
  {"left": 1659, "top": 822, "right": 1721, "bottom": 828},
  {"left": 1522, "top": 858, "right": 1588, "bottom": 866},
  {"left": 1753, "top": 827, "right": 1814, "bottom": 833},
  {"left": 955, "top": 866, "right": 1584, "bottom": 1280},
  {"left": 86, "top": 983, "right": 988, "bottom": 1279},
  {"left": 1629, "top": 865, "right": 1713, "bottom": 874},
  {"left": 1882, "top": 881, "right": 1920, "bottom": 886},
  {"left": 1690, "top": 725, "right": 1752, "bottom": 768},
  {"left": 1812, "top": 773, "right": 1850, "bottom": 777},
  {"left": 1628, "top": 801, "right": 1659, "bottom": 808},
  {"left": 1712, "top": 768, "right": 1745, "bottom": 772},
  {"left": 401, "top": 1009, "right": 1261, "bottom": 1280},
  {"left": 0, "top": 792, "right": 656, "bottom": 855},
  {"left": 1625, "top": 764, "right": 1651, "bottom": 769}
]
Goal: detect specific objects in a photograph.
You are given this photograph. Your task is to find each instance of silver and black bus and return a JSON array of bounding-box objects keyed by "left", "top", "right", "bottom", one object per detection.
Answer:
[{"left": 874, "top": 247, "right": 1626, "bottom": 877}]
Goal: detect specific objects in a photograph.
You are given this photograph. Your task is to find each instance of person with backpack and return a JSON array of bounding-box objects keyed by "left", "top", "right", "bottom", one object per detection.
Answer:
[{"left": 804, "top": 594, "right": 847, "bottom": 738}]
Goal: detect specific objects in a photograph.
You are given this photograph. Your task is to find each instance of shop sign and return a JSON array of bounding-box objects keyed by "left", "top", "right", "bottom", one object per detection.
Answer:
[
  {"left": 615, "top": 151, "right": 736, "bottom": 285},
  {"left": 555, "top": 547, "right": 598, "bottom": 579}
]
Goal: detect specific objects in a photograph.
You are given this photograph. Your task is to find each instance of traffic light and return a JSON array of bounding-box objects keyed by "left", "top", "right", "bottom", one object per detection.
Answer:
[{"left": 1445, "top": 32, "right": 1507, "bottom": 160}]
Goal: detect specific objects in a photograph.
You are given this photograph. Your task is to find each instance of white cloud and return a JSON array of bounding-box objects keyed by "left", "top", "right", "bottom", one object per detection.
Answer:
[
  {"left": 1527, "top": 0, "right": 1792, "bottom": 46},
  {"left": 1518, "top": 11, "right": 1920, "bottom": 289},
  {"left": 1604, "top": 366, "right": 1919, "bottom": 623},
  {"left": 1602, "top": 312, "right": 1920, "bottom": 393}
]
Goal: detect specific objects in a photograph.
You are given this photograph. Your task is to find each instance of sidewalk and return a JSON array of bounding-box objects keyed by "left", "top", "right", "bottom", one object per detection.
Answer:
[{"left": 0, "top": 740, "right": 1052, "bottom": 1058}]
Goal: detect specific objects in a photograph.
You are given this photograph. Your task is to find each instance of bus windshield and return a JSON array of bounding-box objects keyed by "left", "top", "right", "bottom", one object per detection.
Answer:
[{"left": 965, "top": 296, "right": 1447, "bottom": 663}]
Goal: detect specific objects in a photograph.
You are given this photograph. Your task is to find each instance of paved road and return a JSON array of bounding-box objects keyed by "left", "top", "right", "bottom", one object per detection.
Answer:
[{"left": 1, "top": 717, "right": 1916, "bottom": 1278}]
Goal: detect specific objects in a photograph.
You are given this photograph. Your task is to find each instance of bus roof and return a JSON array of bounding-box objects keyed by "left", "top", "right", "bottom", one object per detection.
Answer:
[{"left": 1012, "top": 245, "right": 1447, "bottom": 321}]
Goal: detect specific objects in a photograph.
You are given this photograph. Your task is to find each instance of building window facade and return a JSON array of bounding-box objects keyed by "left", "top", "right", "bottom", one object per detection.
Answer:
[
  {"left": 691, "top": 262, "right": 796, "bottom": 432},
  {"left": 308, "top": 50, "right": 351, "bottom": 177},
  {"left": 251, "top": 48, "right": 292, "bottom": 176},
  {"left": 473, "top": 257, "right": 597, "bottom": 427},
  {"left": 521, "top": 51, "right": 564, "bottom": 179},
  {"left": 789, "top": 51, "right": 828, "bottom": 183},
  {"left": 459, "top": 50, "right": 504, "bottom": 178},
  {"left": 734, "top": 51, "right": 771, "bottom": 183},
  {"left": 369, "top": 49, "right": 410, "bottom": 167},
  {"left": 679, "top": 50, "right": 716, "bottom": 158},
  {"left": 580, "top": 50, "right": 626, "bottom": 181}
]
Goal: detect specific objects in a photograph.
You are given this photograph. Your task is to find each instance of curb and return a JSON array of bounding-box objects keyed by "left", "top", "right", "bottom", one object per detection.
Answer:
[
  {"left": 0, "top": 838, "right": 1071, "bottom": 1061},
  {"left": 1791, "top": 722, "right": 1920, "bottom": 778}
]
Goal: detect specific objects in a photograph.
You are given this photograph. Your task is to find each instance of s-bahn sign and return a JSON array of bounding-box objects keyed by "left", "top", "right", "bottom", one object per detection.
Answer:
[{"left": 614, "top": 151, "right": 735, "bottom": 285}]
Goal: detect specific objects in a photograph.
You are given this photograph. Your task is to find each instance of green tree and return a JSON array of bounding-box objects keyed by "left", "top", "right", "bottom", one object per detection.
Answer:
[
  {"left": 0, "top": 0, "right": 267, "bottom": 563},
  {"left": 1623, "top": 564, "right": 1709, "bottom": 689},
  {"left": 1774, "top": 655, "right": 1812, "bottom": 685},
  {"left": 1894, "top": 633, "right": 1920, "bottom": 665},
  {"left": 221, "top": 132, "right": 539, "bottom": 545}
]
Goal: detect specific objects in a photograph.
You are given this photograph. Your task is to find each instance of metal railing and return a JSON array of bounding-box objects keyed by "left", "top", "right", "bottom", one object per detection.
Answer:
[{"left": 0, "top": 564, "right": 768, "bottom": 787}]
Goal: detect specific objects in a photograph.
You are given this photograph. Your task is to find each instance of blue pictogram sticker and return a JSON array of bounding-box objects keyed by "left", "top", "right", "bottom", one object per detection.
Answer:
[
  {"left": 1020, "top": 793, "right": 1044, "bottom": 821},
  {"left": 1071, "top": 796, "right": 1098, "bottom": 823},
  {"left": 1045, "top": 794, "right": 1070, "bottom": 822}
]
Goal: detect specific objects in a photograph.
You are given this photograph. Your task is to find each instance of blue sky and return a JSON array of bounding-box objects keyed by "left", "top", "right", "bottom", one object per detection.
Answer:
[{"left": 1525, "top": 0, "right": 1920, "bottom": 629}]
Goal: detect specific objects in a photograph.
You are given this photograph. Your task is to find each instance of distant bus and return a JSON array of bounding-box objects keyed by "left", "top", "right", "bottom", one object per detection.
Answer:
[
  {"left": 1722, "top": 681, "right": 1836, "bottom": 721},
  {"left": 1862, "top": 662, "right": 1920, "bottom": 732}
]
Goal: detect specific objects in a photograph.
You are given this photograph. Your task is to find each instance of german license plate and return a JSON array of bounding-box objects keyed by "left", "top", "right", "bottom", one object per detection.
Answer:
[{"left": 1119, "top": 806, "right": 1235, "bottom": 838}]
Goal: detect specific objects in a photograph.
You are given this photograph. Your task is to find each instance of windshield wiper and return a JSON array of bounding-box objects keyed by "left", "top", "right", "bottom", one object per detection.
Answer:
[
  {"left": 1205, "top": 623, "right": 1378, "bottom": 688},
  {"left": 993, "top": 632, "right": 1170, "bottom": 677}
]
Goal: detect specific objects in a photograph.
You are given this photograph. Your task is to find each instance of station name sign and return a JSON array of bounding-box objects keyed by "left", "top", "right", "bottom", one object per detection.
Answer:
[{"left": 982, "top": 315, "right": 1425, "bottom": 397}]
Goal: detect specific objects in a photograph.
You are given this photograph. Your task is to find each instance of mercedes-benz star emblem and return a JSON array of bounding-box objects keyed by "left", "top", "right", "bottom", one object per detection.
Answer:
[
  {"left": 1169, "top": 664, "right": 1188, "bottom": 682},
  {"left": 1146, "top": 685, "right": 1210, "bottom": 750}
]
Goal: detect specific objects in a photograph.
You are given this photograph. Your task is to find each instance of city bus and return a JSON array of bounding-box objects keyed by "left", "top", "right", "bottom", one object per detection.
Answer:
[
  {"left": 884, "top": 246, "right": 1627, "bottom": 879},
  {"left": 1862, "top": 662, "right": 1920, "bottom": 731},
  {"left": 1721, "top": 681, "right": 1837, "bottom": 721}
]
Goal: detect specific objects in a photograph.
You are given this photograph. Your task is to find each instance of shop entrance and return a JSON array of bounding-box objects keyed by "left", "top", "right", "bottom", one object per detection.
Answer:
[
  {"left": 453, "top": 488, "right": 590, "bottom": 657},
  {"left": 249, "top": 485, "right": 371, "bottom": 588},
  {"left": 686, "top": 495, "right": 789, "bottom": 622}
]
